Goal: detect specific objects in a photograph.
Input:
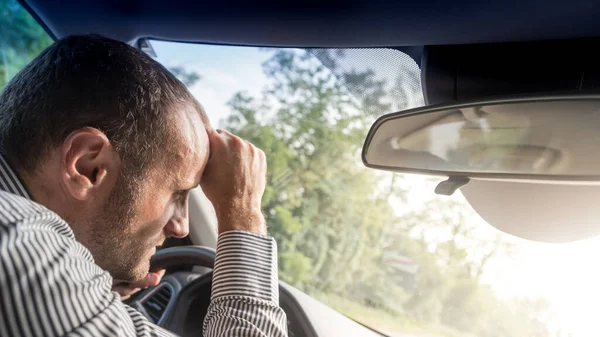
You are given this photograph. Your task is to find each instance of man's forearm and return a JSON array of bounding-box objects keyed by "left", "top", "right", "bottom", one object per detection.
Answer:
[
  {"left": 200, "top": 130, "right": 287, "bottom": 336},
  {"left": 203, "top": 231, "right": 288, "bottom": 337}
]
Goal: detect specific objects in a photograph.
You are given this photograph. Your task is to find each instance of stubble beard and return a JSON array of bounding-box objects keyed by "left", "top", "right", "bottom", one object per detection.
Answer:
[{"left": 88, "top": 171, "right": 149, "bottom": 282}]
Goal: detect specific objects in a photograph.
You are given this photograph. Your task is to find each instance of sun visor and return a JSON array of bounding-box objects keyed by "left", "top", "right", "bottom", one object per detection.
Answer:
[
  {"left": 422, "top": 38, "right": 600, "bottom": 106},
  {"left": 461, "top": 180, "right": 600, "bottom": 243}
]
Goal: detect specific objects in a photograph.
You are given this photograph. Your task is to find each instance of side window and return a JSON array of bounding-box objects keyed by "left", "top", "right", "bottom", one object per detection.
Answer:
[{"left": 0, "top": 0, "right": 53, "bottom": 91}]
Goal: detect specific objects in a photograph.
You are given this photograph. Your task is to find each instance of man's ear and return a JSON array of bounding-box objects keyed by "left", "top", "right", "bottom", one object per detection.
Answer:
[{"left": 61, "top": 128, "right": 120, "bottom": 201}]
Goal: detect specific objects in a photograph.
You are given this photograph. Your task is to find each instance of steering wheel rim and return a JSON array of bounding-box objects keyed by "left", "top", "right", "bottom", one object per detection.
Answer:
[
  {"left": 134, "top": 245, "right": 217, "bottom": 334},
  {"left": 144, "top": 245, "right": 312, "bottom": 337},
  {"left": 150, "top": 245, "right": 216, "bottom": 270}
]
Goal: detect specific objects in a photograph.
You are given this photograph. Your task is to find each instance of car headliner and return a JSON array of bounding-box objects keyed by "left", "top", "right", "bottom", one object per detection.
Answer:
[{"left": 23, "top": 0, "right": 600, "bottom": 47}]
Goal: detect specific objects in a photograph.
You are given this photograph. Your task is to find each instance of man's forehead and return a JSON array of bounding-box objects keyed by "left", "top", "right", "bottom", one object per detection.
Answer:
[
  {"left": 163, "top": 107, "right": 210, "bottom": 186},
  {"left": 171, "top": 107, "right": 209, "bottom": 152}
]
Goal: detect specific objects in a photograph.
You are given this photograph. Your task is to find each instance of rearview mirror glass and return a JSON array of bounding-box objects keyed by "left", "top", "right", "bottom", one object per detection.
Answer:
[{"left": 362, "top": 96, "right": 600, "bottom": 181}]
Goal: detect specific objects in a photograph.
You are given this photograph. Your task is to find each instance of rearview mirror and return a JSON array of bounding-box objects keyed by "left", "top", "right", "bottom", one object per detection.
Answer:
[{"left": 362, "top": 96, "right": 600, "bottom": 183}]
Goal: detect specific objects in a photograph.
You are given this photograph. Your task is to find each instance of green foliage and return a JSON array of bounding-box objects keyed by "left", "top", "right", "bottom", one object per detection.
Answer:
[
  {"left": 223, "top": 50, "right": 393, "bottom": 296},
  {"left": 0, "top": 0, "right": 53, "bottom": 90}
]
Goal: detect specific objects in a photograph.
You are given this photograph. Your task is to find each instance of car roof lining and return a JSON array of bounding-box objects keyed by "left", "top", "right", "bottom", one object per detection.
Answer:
[{"left": 22, "top": 0, "right": 600, "bottom": 48}]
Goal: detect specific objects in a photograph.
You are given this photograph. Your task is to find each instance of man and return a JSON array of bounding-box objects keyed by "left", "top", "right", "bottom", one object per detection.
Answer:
[{"left": 0, "top": 34, "right": 287, "bottom": 336}]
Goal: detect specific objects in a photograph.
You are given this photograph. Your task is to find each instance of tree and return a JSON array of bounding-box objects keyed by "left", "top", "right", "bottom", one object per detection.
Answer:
[
  {"left": 221, "top": 49, "right": 407, "bottom": 302},
  {"left": 168, "top": 66, "right": 201, "bottom": 87},
  {"left": 0, "top": 0, "right": 53, "bottom": 89}
]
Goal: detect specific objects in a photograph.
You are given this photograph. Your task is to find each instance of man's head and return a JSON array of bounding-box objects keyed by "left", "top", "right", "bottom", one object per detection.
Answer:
[{"left": 0, "top": 34, "right": 211, "bottom": 282}]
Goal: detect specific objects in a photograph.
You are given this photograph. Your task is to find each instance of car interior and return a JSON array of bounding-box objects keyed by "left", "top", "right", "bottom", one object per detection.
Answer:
[{"left": 4, "top": 0, "right": 600, "bottom": 336}]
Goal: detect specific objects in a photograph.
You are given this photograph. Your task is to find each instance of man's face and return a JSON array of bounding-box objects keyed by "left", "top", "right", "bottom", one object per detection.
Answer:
[{"left": 84, "top": 108, "right": 210, "bottom": 282}]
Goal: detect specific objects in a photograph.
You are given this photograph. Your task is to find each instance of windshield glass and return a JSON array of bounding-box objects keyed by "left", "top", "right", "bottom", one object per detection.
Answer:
[{"left": 151, "top": 41, "right": 599, "bottom": 337}]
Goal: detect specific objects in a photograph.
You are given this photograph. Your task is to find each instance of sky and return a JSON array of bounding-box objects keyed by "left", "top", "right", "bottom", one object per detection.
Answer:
[
  {"left": 152, "top": 40, "right": 600, "bottom": 337},
  {"left": 152, "top": 41, "right": 269, "bottom": 125}
]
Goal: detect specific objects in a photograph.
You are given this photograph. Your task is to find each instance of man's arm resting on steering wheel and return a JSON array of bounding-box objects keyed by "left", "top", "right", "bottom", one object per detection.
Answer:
[
  {"left": 199, "top": 130, "right": 288, "bottom": 337},
  {"left": 203, "top": 230, "right": 287, "bottom": 337}
]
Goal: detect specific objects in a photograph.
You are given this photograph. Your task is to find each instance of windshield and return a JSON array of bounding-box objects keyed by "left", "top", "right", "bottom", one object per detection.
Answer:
[{"left": 149, "top": 41, "right": 600, "bottom": 337}]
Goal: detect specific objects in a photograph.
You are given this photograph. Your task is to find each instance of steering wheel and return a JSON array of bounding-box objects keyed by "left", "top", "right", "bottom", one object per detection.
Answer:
[
  {"left": 128, "top": 246, "right": 217, "bottom": 335},
  {"left": 135, "top": 245, "right": 307, "bottom": 337},
  {"left": 149, "top": 245, "right": 216, "bottom": 270}
]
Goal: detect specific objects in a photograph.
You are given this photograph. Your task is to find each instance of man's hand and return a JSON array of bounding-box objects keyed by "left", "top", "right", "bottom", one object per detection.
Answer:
[
  {"left": 201, "top": 129, "right": 267, "bottom": 235},
  {"left": 112, "top": 270, "right": 166, "bottom": 301}
]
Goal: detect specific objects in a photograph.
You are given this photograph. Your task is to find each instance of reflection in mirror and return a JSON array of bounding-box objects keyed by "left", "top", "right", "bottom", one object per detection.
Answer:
[{"left": 364, "top": 98, "right": 600, "bottom": 178}]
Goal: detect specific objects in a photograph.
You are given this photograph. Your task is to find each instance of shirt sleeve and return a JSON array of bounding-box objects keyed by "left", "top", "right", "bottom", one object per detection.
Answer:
[{"left": 203, "top": 230, "right": 288, "bottom": 337}]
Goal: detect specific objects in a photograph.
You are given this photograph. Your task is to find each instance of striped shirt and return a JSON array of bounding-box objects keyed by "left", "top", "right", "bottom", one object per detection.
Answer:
[{"left": 0, "top": 155, "right": 288, "bottom": 337}]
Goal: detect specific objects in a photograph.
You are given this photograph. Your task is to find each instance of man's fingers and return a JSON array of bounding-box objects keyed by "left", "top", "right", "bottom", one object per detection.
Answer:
[
  {"left": 201, "top": 129, "right": 268, "bottom": 234},
  {"left": 127, "top": 270, "right": 165, "bottom": 289},
  {"left": 112, "top": 285, "right": 141, "bottom": 300},
  {"left": 140, "top": 270, "right": 164, "bottom": 288},
  {"left": 129, "top": 273, "right": 152, "bottom": 288},
  {"left": 207, "top": 129, "right": 236, "bottom": 161},
  {"left": 150, "top": 270, "right": 166, "bottom": 285},
  {"left": 111, "top": 270, "right": 166, "bottom": 301}
]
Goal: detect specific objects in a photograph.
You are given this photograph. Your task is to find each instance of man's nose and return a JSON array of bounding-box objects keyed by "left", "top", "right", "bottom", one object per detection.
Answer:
[{"left": 165, "top": 216, "right": 189, "bottom": 239}]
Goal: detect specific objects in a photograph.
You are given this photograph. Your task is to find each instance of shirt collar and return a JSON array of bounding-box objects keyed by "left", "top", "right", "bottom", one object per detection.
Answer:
[{"left": 0, "top": 154, "right": 32, "bottom": 200}]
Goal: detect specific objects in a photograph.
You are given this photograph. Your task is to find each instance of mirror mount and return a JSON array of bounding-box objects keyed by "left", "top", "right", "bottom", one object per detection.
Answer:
[{"left": 434, "top": 176, "right": 470, "bottom": 196}]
